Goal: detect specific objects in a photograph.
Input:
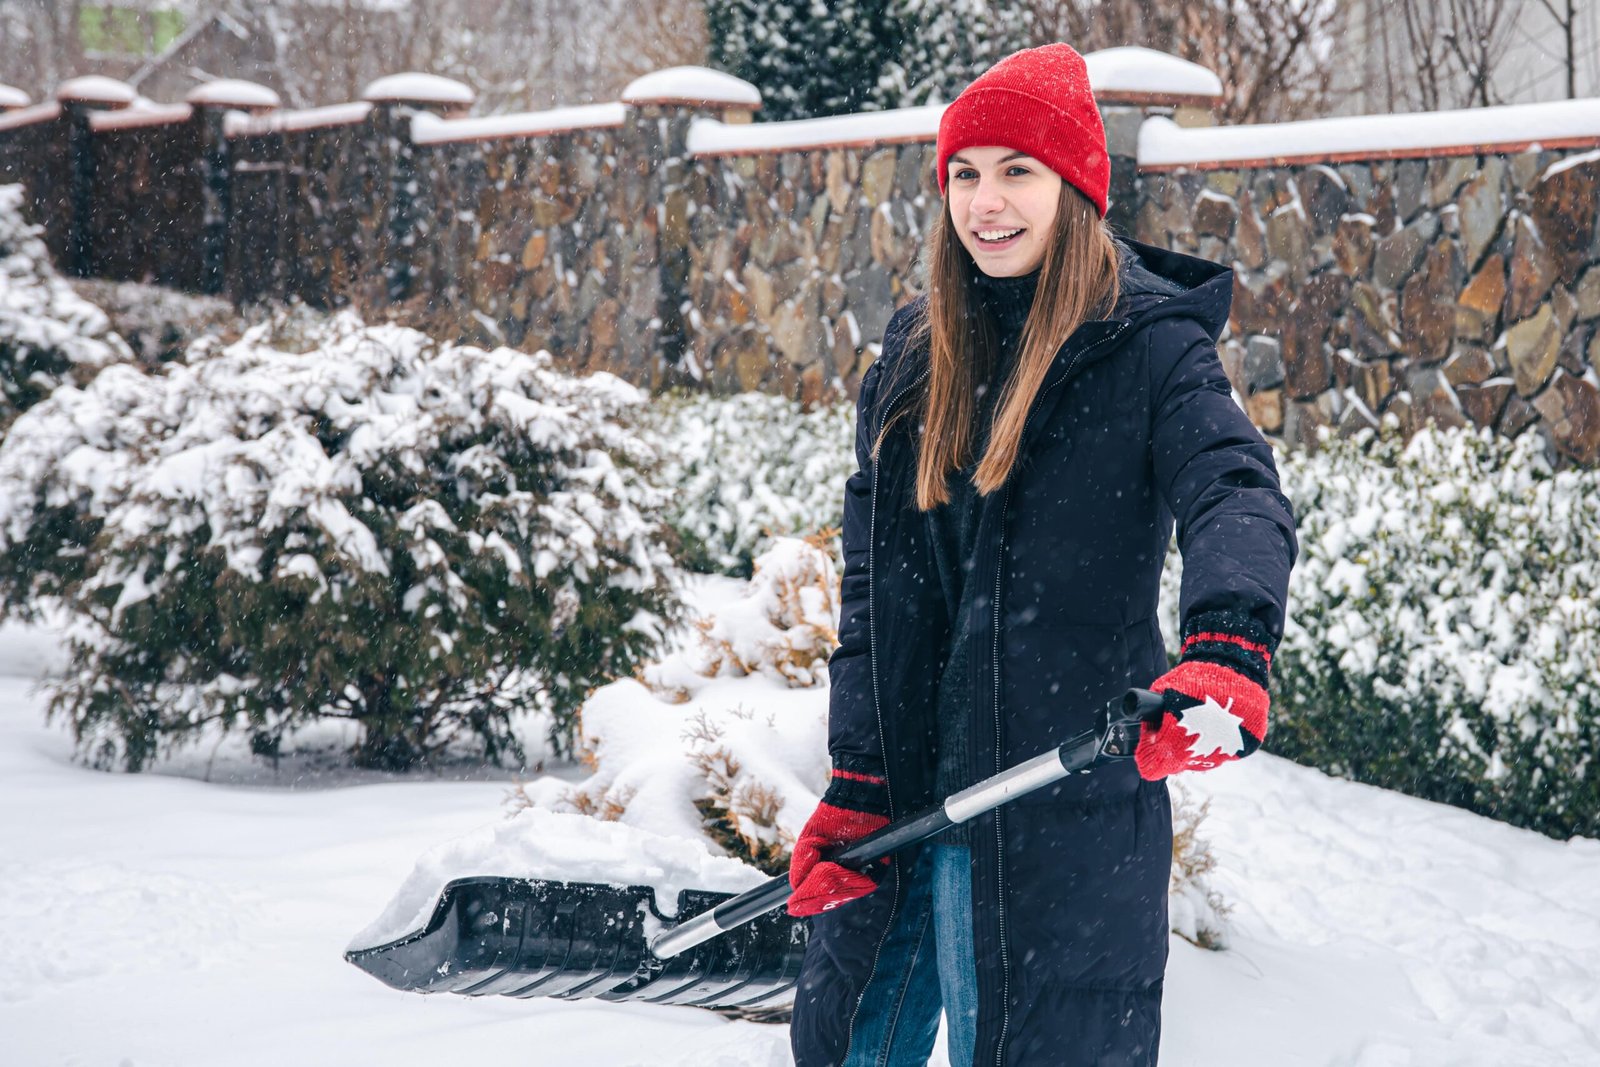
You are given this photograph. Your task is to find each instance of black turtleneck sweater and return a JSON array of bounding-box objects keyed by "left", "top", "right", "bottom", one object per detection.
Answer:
[{"left": 927, "top": 267, "right": 1038, "bottom": 844}]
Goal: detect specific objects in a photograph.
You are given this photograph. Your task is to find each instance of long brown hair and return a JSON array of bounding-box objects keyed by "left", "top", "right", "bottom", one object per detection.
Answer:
[{"left": 876, "top": 182, "right": 1120, "bottom": 511}]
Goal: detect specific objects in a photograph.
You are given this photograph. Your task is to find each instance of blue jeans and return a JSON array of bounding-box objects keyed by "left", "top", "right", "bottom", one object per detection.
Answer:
[{"left": 842, "top": 845, "right": 979, "bottom": 1067}]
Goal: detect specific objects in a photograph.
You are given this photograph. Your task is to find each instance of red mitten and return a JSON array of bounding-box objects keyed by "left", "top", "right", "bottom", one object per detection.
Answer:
[
  {"left": 787, "top": 764, "right": 891, "bottom": 917},
  {"left": 1137, "top": 611, "right": 1274, "bottom": 781}
]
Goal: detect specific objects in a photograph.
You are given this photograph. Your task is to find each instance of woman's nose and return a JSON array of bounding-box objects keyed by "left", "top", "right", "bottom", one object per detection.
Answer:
[{"left": 970, "top": 177, "right": 1006, "bottom": 217}]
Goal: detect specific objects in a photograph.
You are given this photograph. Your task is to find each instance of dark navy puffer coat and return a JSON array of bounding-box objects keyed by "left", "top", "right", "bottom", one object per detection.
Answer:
[{"left": 790, "top": 239, "right": 1297, "bottom": 1067}]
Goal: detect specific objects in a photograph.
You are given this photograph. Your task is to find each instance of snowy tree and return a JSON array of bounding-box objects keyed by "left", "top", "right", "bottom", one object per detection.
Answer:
[
  {"left": 705, "top": 0, "right": 905, "bottom": 120},
  {"left": 880, "top": 0, "right": 1034, "bottom": 107},
  {"left": 0, "top": 311, "right": 680, "bottom": 771},
  {"left": 1390, "top": 0, "right": 1527, "bottom": 109}
]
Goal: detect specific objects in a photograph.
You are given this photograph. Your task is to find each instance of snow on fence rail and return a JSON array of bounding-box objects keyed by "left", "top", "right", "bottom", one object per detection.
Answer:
[
  {"left": 688, "top": 105, "right": 945, "bottom": 157},
  {"left": 686, "top": 48, "right": 1222, "bottom": 159},
  {"left": 410, "top": 103, "right": 627, "bottom": 145},
  {"left": 1139, "top": 97, "right": 1600, "bottom": 171},
  {"left": 0, "top": 103, "right": 60, "bottom": 134},
  {"left": 224, "top": 102, "right": 373, "bottom": 139},
  {"left": 90, "top": 104, "right": 193, "bottom": 132}
]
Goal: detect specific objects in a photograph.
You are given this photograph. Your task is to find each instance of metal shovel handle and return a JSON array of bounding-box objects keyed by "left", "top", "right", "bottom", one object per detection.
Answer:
[{"left": 649, "top": 688, "right": 1165, "bottom": 960}]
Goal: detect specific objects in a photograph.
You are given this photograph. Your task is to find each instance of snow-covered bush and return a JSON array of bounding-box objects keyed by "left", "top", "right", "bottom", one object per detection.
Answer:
[
  {"left": 542, "top": 538, "right": 840, "bottom": 873},
  {"left": 72, "top": 277, "right": 238, "bottom": 366},
  {"left": 1272, "top": 425, "right": 1600, "bottom": 840},
  {"left": 644, "top": 533, "right": 839, "bottom": 696},
  {"left": 0, "top": 184, "right": 132, "bottom": 430},
  {"left": 0, "top": 312, "right": 678, "bottom": 770},
  {"left": 643, "top": 391, "right": 854, "bottom": 575}
]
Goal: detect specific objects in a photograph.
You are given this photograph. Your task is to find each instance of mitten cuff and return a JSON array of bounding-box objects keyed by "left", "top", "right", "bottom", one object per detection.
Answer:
[
  {"left": 822, "top": 754, "right": 890, "bottom": 816},
  {"left": 1179, "top": 610, "right": 1274, "bottom": 688}
]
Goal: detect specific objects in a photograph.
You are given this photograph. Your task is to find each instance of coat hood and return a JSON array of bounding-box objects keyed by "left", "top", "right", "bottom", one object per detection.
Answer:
[{"left": 1111, "top": 237, "right": 1233, "bottom": 342}]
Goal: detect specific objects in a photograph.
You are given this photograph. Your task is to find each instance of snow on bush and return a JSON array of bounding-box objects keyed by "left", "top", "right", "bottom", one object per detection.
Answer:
[
  {"left": 525, "top": 538, "right": 842, "bottom": 874},
  {"left": 71, "top": 277, "right": 238, "bottom": 366},
  {"left": 1271, "top": 425, "right": 1600, "bottom": 840},
  {"left": 644, "top": 533, "right": 839, "bottom": 697},
  {"left": 0, "top": 311, "right": 679, "bottom": 770},
  {"left": 643, "top": 391, "right": 854, "bottom": 575},
  {"left": 0, "top": 184, "right": 132, "bottom": 430}
]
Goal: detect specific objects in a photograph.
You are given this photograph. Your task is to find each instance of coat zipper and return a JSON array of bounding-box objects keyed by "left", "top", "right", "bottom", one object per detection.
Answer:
[
  {"left": 991, "top": 323, "right": 1127, "bottom": 1067},
  {"left": 843, "top": 365, "right": 928, "bottom": 1058}
]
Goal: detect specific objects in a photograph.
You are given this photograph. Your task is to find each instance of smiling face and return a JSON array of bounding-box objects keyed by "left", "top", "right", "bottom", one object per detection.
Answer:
[{"left": 945, "top": 145, "right": 1064, "bottom": 278}]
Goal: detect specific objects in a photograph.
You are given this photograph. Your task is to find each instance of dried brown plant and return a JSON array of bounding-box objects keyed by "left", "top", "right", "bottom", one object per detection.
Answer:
[
  {"left": 1169, "top": 786, "right": 1231, "bottom": 950},
  {"left": 690, "top": 741, "right": 791, "bottom": 875}
]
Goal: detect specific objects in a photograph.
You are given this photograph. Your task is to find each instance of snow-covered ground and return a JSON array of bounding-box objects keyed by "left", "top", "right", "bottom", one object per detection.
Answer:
[{"left": 3, "top": 578, "right": 1599, "bottom": 1067}]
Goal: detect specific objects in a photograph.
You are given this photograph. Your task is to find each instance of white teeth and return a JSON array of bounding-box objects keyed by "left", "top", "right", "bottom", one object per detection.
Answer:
[{"left": 978, "top": 228, "right": 1023, "bottom": 241}]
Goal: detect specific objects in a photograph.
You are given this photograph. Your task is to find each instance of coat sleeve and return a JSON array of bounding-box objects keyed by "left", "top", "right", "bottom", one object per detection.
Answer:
[{"left": 1148, "top": 318, "right": 1298, "bottom": 646}]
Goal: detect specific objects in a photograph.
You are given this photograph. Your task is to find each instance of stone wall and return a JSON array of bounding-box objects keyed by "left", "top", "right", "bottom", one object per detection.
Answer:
[
  {"left": 0, "top": 107, "right": 71, "bottom": 269},
  {"left": 684, "top": 142, "right": 937, "bottom": 403},
  {"left": 407, "top": 116, "right": 664, "bottom": 384},
  {"left": 85, "top": 114, "right": 207, "bottom": 290},
  {"left": 2, "top": 64, "right": 1598, "bottom": 462},
  {"left": 1138, "top": 150, "right": 1600, "bottom": 462},
  {"left": 226, "top": 111, "right": 389, "bottom": 309}
]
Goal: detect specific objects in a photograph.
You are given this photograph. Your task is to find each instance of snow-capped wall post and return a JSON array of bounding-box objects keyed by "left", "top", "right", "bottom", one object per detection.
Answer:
[
  {"left": 0, "top": 86, "right": 38, "bottom": 189},
  {"left": 360, "top": 74, "right": 476, "bottom": 307},
  {"left": 1083, "top": 48, "right": 1222, "bottom": 240},
  {"left": 0, "top": 97, "right": 54, "bottom": 193},
  {"left": 621, "top": 68, "right": 762, "bottom": 376},
  {"left": 53, "top": 77, "right": 134, "bottom": 279},
  {"left": 186, "top": 81, "right": 280, "bottom": 296}
]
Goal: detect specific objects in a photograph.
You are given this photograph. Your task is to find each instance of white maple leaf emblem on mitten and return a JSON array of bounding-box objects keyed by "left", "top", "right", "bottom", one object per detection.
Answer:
[{"left": 1178, "top": 695, "right": 1246, "bottom": 760}]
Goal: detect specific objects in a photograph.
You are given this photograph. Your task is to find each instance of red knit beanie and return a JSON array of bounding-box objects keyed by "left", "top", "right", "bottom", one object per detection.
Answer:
[{"left": 936, "top": 43, "right": 1109, "bottom": 216}]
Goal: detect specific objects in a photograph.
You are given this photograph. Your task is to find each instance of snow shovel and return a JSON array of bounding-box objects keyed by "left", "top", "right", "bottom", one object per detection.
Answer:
[{"left": 345, "top": 687, "right": 1165, "bottom": 1010}]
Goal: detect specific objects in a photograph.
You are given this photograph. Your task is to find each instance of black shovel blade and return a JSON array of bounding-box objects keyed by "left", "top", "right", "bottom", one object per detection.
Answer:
[{"left": 345, "top": 876, "right": 807, "bottom": 1010}]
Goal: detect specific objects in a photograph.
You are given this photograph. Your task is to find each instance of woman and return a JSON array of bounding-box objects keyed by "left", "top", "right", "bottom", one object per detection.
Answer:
[{"left": 785, "top": 43, "right": 1296, "bottom": 1067}]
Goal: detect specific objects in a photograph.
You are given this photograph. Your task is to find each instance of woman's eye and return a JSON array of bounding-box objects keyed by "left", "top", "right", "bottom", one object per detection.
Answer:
[
  {"left": 1007, "top": 165, "right": 1030, "bottom": 177},
  {"left": 954, "top": 169, "right": 977, "bottom": 181}
]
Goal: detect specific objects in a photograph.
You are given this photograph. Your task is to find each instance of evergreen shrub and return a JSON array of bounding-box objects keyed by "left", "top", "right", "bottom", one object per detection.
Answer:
[
  {"left": 704, "top": 0, "right": 1037, "bottom": 118},
  {"left": 644, "top": 391, "right": 854, "bottom": 575},
  {"left": 0, "top": 184, "right": 132, "bottom": 432},
  {"left": 1271, "top": 426, "right": 1600, "bottom": 840},
  {"left": 0, "top": 313, "right": 678, "bottom": 769},
  {"left": 704, "top": 0, "right": 903, "bottom": 120}
]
